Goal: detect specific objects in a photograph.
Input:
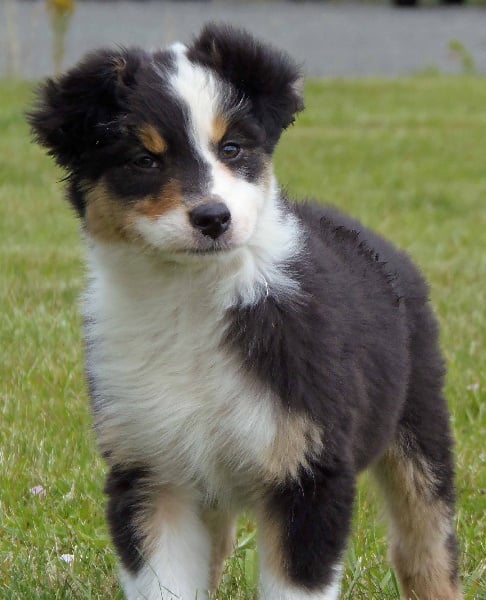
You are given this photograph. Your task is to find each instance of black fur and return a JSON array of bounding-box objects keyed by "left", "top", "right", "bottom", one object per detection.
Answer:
[
  {"left": 227, "top": 201, "right": 458, "bottom": 587},
  {"left": 187, "top": 23, "right": 304, "bottom": 150},
  {"left": 27, "top": 46, "right": 208, "bottom": 216},
  {"left": 105, "top": 466, "right": 151, "bottom": 574},
  {"left": 227, "top": 202, "right": 413, "bottom": 470},
  {"left": 28, "top": 48, "right": 146, "bottom": 171},
  {"left": 26, "top": 31, "right": 290, "bottom": 217},
  {"left": 269, "top": 455, "right": 355, "bottom": 590}
]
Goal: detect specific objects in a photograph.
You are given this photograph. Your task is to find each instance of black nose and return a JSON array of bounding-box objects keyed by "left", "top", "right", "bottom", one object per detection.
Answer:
[{"left": 189, "top": 202, "right": 231, "bottom": 240}]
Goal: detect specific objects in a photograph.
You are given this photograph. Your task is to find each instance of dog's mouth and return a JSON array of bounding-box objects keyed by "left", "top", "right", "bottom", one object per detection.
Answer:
[
  {"left": 159, "top": 243, "right": 239, "bottom": 266},
  {"left": 185, "top": 243, "right": 235, "bottom": 257},
  {"left": 183, "top": 232, "right": 238, "bottom": 256}
]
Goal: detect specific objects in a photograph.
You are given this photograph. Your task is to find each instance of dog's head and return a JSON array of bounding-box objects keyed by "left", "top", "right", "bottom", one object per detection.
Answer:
[{"left": 29, "top": 24, "right": 303, "bottom": 256}]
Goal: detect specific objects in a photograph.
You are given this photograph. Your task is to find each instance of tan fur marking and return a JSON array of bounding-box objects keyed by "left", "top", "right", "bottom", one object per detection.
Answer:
[
  {"left": 374, "top": 444, "right": 462, "bottom": 600},
  {"left": 253, "top": 414, "right": 322, "bottom": 584},
  {"left": 138, "top": 124, "right": 167, "bottom": 155},
  {"left": 261, "top": 412, "right": 322, "bottom": 483},
  {"left": 257, "top": 509, "right": 289, "bottom": 581},
  {"left": 137, "top": 501, "right": 236, "bottom": 595},
  {"left": 134, "top": 179, "right": 183, "bottom": 219},
  {"left": 211, "top": 115, "right": 228, "bottom": 144},
  {"left": 202, "top": 510, "right": 236, "bottom": 595},
  {"left": 85, "top": 179, "right": 184, "bottom": 242},
  {"left": 396, "top": 564, "right": 463, "bottom": 600},
  {"left": 85, "top": 182, "right": 129, "bottom": 242},
  {"left": 135, "top": 486, "right": 186, "bottom": 558}
]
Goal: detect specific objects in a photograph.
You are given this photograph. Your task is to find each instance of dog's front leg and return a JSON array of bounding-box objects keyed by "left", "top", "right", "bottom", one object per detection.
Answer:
[
  {"left": 202, "top": 508, "right": 237, "bottom": 595},
  {"left": 257, "top": 461, "right": 355, "bottom": 600},
  {"left": 105, "top": 466, "right": 212, "bottom": 600}
]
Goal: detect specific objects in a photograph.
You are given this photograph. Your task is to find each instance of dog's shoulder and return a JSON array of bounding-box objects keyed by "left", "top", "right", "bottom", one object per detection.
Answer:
[{"left": 289, "top": 199, "right": 428, "bottom": 307}]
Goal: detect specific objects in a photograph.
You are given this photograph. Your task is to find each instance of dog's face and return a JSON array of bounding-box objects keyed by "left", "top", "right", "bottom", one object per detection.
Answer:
[{"left": 29, "top": 25, "right": 303, "bottom": 256}]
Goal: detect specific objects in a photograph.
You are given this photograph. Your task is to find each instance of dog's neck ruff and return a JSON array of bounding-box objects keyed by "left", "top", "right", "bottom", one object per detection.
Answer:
[{"left": 85, "top": 184, "right": 303, "bottom": 312}]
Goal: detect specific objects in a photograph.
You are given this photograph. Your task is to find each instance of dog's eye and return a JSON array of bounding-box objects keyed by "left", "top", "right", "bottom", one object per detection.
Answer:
[
  {"left": 219, "top": 142, "right": 241, "bottom": 161},
  {"left": 132, "top": 155, "right": 159, "bottom": 170}
]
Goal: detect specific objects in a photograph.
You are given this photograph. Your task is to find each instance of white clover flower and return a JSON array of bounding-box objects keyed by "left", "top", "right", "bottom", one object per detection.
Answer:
[{"left": 29, "top": 485, "right": 47, "bottom": 498}]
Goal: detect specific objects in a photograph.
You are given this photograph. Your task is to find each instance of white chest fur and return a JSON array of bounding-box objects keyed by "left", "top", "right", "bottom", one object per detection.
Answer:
[{"left": 84, "top": 244, "right": 281, "bottom": 501}]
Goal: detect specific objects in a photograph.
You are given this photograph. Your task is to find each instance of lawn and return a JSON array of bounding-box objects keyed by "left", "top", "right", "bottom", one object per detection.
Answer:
[{"left": 1, "top": 76, "right": 485, "bottom": 599}]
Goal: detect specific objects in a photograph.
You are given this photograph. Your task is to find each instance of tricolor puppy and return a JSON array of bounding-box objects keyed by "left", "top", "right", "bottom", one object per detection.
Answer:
[{"left": 29, "top": 24, "right": 462, "bottom": 600}]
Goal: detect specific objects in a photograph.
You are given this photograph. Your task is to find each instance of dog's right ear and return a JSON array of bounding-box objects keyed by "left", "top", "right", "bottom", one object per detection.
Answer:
[{"left": 28, "top": 48, "right": 141, "bottom": 171}]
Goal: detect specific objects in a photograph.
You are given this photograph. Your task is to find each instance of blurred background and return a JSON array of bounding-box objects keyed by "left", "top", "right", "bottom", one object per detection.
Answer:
[{"left": 1, "top": 0, "right": 486, "bottom": 79}]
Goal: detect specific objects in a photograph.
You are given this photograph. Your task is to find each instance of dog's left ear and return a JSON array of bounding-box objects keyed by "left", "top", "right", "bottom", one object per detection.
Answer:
[{"left": 188, "top": 24, "right": 304, "bottom": 148}]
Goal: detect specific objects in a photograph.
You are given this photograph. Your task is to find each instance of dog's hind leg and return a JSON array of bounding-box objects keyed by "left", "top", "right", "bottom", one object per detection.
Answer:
[
  {"left": 373, "top": 425, "right": 462, "bottom": 600},
  {"left": 105, "top": 467, "right": 212, "bottom": 600},
  {"left": 372, "top": 292, "right": 462, "bottom": 600}
]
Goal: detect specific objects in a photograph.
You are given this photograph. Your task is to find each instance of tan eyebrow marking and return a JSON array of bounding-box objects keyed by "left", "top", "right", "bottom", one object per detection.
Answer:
[
  {"left": 211, "top": 115, "right": 228, "bottom": 144},
  {"left": 138, "top": 124, "right": 167, "bottom": 155}
]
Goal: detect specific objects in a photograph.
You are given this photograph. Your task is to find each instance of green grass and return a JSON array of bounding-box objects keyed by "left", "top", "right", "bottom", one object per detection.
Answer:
[{"left": 1, "top": 76, "right": 485, "bottom": 599}]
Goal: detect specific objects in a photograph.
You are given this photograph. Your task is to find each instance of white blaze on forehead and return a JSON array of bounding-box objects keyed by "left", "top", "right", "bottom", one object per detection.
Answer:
[
  {"left": 169, "top": 43, "right": 220, "bottom": 148},
  {"left": 168, "top": 43, "right": 264, "bottom": 249},
  {"left": 167, "top": 41, "right": 187, "bottom": 56}
]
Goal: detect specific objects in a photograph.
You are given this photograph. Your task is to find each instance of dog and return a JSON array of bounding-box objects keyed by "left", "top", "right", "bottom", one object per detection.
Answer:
[{"left": 29, "top": 24, "right": 462, "bottom": 600}]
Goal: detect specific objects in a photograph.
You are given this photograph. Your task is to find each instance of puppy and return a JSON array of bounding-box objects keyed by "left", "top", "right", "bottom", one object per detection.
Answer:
[{"left": 29, "top": 24, "right": 462, "bottom": 600}]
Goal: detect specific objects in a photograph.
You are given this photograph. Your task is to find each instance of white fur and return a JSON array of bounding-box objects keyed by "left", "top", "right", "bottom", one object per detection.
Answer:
[
  {"left": 133, "top": 205, "right": 193, "bottom": 254},
  {"left": 85, "top": 45, "right": 304, "bottom": 493},
  {"left": 164, "top": 46, "right": 270, "bottom": 252},
  {"left": 85, "top": 197, "right": 306, "bottom": 597},
  {"left": 130, "top": 44, "right": 303, "bottom": 304},
  {"left": 132, "top": 47, "right": 301, "bottom": 268},
  {"left": 120, "top": 500, "right": 211, "bottom": 600},
  {"left": 84, "top": 42, "right": 312, "bottom": 600},
  {"left": 130, "top": 176, "right": 302, "bottom": 309},
  {"left": 168, "top": 43, "right": 217, "bottom": 149},
  {"left": 85, "top": 187, "right": 302, "bottom": 498},
  {"left": 260, "top": 563, "right": 343, "bottom": 600}
]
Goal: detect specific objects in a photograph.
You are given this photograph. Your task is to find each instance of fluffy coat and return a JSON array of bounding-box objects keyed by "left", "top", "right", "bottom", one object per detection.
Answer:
[{"left": 29, "top": 24, "right": 461, "bottom": 600}]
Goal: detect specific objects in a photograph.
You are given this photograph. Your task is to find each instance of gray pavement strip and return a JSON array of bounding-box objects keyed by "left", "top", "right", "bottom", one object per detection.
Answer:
[{"left": 1, "top": 1, "right": 486, "bottom": 78}]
